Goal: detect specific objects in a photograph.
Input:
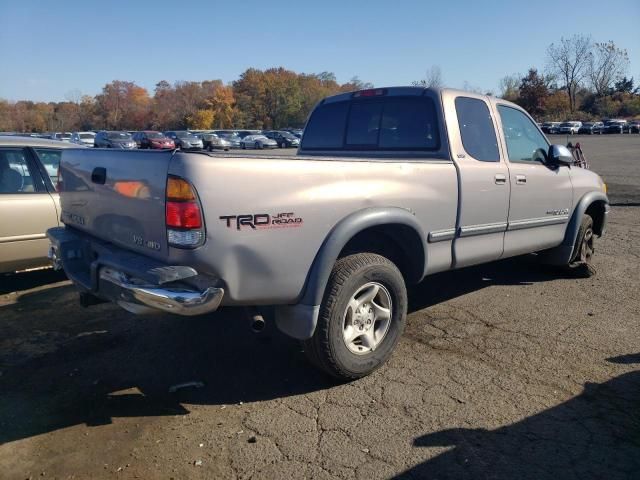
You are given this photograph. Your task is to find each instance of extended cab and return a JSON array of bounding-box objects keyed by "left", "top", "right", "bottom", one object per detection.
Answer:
[{"left": 47, "top": 87, "right": 609, "bottom": 379}]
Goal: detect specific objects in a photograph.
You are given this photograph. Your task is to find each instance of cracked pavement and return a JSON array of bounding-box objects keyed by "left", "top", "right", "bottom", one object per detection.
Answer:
[{"left": 0, "top": 135, "right": 639, "bottom": 479}]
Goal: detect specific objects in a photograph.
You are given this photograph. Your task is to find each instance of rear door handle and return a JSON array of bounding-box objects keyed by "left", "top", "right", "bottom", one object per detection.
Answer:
[
  {"left": 516, "top": 174, "right": 527, "bottom": 185},
  {"left": 494, "top": 174, "right": 507, "bottom": 185}
]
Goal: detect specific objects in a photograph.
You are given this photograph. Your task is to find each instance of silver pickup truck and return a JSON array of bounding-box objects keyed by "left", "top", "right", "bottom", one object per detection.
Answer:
[{"left": 47, "top": 87, "right": 609, "bottom": 379}]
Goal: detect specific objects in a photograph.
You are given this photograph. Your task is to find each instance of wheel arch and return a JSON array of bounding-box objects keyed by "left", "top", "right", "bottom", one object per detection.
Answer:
[
  {"left": 541, "top": 191, "right": 609, "bottom": 265},
  {"left": 274, "top": 207, "right": 427, "bottom": 340},
  {"left": 300, "top": 207, "right": 427, "bottom": 307}
]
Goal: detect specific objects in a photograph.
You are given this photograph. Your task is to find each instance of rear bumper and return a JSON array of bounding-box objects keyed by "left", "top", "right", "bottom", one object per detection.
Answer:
[
  {"left": 46, "top": 227, "right": 224, "bottom": 316},
  {"left": 98, "top": 267, "right": 223, "bottom": 315}
]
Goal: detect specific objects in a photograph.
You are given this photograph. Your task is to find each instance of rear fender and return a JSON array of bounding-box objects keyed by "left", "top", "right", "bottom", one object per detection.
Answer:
[{"left": 275, "top": 207, "right": 427, "bottom": 339}]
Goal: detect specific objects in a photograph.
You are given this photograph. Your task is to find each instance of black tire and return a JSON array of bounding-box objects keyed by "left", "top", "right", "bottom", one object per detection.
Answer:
[
  {"left": 303, "top": 253, "right": 407, "bottom": 380},
  {"left": 567, "top": 214, "right": 596, "bottom": 277}
]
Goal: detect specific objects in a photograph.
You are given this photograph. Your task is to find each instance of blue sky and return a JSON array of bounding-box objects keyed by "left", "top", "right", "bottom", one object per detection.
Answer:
[{"left": 1, "top": 0, "right": 638, "bottom": 101}]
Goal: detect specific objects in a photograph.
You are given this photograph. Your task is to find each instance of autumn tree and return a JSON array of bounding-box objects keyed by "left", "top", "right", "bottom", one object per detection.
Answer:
[
  {"left": 186, "top": 109, "right": 214, "bottom": 129},
  {"left": 546, "top": 35, "right": 592, "bottom": 112},
  {"left": 94, "top": 80, "right": 151, "bottom": 129},
  {"left": 545, "top": 90, "right": 571, "bottom": 120},
  {"left": 149, "top": 80, "right": 178, "bottom": 128}
]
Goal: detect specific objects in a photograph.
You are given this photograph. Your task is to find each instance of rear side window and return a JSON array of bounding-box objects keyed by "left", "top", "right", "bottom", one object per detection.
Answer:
[
  {"left": 0, "top": 149, "right": 38, "bottom": 193},
  {"left": 34, "top": 149, "right": 62, "bottom": 188},
  {"left": 455, "top": 97, "right": 499, "bottom": 162},
  {"left": 302, "top": 96, "right": 440, "bottom": 151}
]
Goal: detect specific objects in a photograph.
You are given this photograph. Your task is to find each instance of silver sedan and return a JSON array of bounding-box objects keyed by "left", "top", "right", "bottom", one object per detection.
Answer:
[{"left": 240, "top": 134, "right": 278, "bottom": 149}]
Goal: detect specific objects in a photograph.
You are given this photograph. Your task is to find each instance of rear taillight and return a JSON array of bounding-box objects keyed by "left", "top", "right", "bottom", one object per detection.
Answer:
[
  {"left": 166, "top": 201, "right": 201, "bottom": 228},
  {"left": 166, "top": 176, "right": 204, "bottom": 248}
]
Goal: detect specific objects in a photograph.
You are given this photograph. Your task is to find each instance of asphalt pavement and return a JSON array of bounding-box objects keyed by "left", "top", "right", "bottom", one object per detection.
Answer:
[{"left": 0, "top": 134, "right": 638, "bottom": 479}]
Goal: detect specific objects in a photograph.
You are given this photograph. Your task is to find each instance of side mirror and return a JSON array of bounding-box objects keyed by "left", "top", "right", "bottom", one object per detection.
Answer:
[{"left": 547, "top": 144, "right": 573, "bottom": 166}]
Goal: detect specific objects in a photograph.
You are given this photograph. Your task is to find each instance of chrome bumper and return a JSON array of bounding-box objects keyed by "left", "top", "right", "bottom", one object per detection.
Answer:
[
  {"left": 99, "top": 268, "right": 224, "bottom": 316},
  {"left": 46, "top": 232, "right": 224, "bottom": 317}
]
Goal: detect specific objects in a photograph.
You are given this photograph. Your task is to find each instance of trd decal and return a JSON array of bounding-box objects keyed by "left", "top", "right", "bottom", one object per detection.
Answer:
[{"left": 219, "top": 212, "right": 304, "bottom": 230}]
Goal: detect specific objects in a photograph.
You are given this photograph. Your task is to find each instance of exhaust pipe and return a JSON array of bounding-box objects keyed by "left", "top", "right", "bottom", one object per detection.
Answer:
[
  {"left": 243, "top": 307, "right": 268, "bottom": 333},
  {"left": 251, "top": 314, "right": 266, "bottom": 333}
]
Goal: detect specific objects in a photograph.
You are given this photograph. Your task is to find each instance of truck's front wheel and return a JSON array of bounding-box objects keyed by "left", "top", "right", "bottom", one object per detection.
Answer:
[
  {"left": 566, "top": 213, "right": 596, "bottom": 277},
  {"left": 303, "top": 253, "right": 407, "bottom": 380}
]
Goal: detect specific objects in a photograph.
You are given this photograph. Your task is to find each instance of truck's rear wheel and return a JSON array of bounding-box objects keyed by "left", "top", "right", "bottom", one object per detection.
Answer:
[{"left": 303, "top": 253, "right": 407, "bottom": 380}]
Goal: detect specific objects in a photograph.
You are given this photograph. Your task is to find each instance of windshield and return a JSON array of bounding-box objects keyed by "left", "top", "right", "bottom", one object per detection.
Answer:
[
  {"left": 280, "top": 132, "right": 296, "bottom": 139},
  {"left": 583, "top": 123, "right": 594, "bottom": 127},
  {"left": 58, "top": 133, "right": 71, "bottom": 138},
  {"left": 147, "top": 132, "right": 165, "bottom": 139},
  {"left": 107, "top": 132, "right": 132, "bottom": 140},
  {"left": 176, "top": 132, "right": 195, "bottom": 138},
  {"left": 79, "top": 133, "right": 94, "bottom": 139}
]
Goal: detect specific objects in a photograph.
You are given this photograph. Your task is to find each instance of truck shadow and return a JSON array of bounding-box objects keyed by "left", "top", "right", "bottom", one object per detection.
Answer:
[
  {"left": 0, "top": 269, "right": 67, "bottom": 295},
  {"left": 395, "top": 354, "right": 640, "bottom": 479},
  {"left": 0, "top": 254, "right": 598, "bottom": 445},
  {"left": 408, "top": 254, "right": 566, "bottom": 313}
]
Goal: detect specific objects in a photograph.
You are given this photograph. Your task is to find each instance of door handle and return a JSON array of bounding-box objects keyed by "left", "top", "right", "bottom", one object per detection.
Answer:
[
  {"left": 494, "top": 174, "right": 507, "bottom": 185},
  {"left": 516, "top": 174, "right": 527, "bottom": 185}
]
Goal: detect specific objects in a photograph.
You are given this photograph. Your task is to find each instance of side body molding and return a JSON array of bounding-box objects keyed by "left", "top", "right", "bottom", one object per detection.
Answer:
[{"left": 275, "top": 207, "right": 428, "bottom": 340}]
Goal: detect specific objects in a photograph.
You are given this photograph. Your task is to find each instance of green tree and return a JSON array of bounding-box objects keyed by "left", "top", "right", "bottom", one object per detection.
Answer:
[{"left": 516, "top": 69, "right": 549, "bottom": 117}]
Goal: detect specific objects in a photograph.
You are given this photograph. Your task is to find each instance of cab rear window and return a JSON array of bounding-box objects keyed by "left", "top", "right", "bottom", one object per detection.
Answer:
[{"left": 302, "top": 96, "right": 439, "bottom": 151}]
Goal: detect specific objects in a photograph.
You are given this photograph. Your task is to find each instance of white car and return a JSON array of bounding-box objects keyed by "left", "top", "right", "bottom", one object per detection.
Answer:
[
  {"left": 240, "top": 134, "right": 279, "bottom": 149},
  {"left": 52, "top": 132, "right": 72, "bottom": 142},
  {"left": 558, "top": 121, "right": 582, "bottom": 134},
  {"left": 70, "top": 131, "right": 96, "bottom": 148}
]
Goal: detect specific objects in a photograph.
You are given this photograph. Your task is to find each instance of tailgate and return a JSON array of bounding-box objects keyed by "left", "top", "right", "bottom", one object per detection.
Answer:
[{"left": 59, "top": 149, "right": 173, "bottom": 260}]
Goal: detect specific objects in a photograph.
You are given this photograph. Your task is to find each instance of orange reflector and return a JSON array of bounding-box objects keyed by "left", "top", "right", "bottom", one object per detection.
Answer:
[
  {"left": 167, "top": 176, "right": 196, "bottom": 201},
  {"left": 114, "top": 181, "right": 150, "bottom": 199}
]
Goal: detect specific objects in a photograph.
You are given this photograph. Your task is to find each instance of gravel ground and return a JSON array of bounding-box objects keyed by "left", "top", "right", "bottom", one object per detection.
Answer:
[{"left": 0, "top": 134, "right": 638, "bottom": 479}]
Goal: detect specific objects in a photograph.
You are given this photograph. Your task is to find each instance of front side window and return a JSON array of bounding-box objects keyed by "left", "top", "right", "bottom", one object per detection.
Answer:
[
  {"left": 497, "top": 105, "right": 549, "bottom": 163},
  {"left": 455, "top": 97, "right": 499, "bottom": 162},
  {"left": 0, "top": 149, "right": 37, "bottom": 193},
  {"left": 34, "top": 149, "right": 62, "bottom": 187}
]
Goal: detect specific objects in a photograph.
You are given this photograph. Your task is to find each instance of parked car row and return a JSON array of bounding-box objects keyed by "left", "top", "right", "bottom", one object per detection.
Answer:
[
  {"left": 541, "top": 119, "right": 640, "bottom": 135},
  {"left": 4, "top": 127, "right": 305, "bottom": 151}
]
